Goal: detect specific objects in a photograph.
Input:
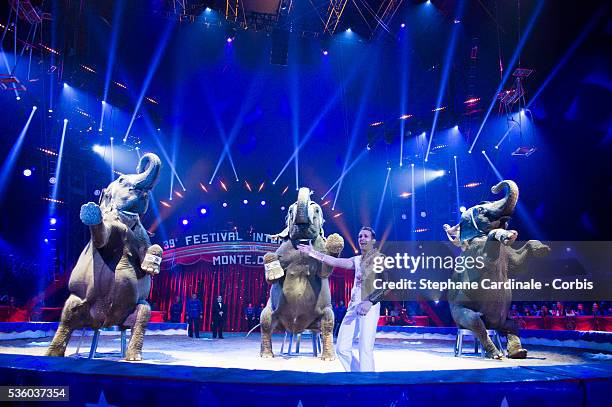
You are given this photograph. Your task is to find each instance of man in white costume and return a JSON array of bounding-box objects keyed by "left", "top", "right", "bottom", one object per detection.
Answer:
[{"left": 298, "top": 227, "right": 384, "bottom": 372}]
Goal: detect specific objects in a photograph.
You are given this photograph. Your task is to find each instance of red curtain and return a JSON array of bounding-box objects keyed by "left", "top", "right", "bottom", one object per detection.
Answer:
[{"left": 149, "top": 262, "right": 354, "bottom": 332}]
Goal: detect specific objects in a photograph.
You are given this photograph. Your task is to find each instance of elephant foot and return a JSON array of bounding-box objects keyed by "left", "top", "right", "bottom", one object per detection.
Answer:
[
  {"left": 45, "top": 347, "right": 66, "bottom": 357},
  {"left": 507, "top": 348, "right": 528, "bottom": 359},
  {"left": 125, "top": 349, "right": 142, "bottom": 361},
  {"left": 506, "top": 334, "right": 527, "bottom": 359},
  {"left": 484, "top": 342, "right": 503, "bottom": 359},
  {"left": 526, "top": 240, "right": 549, "bottom": 254},
  {"left": 320, "top": 353, "right": 335, "bottom": 361},
  {"left": 260, "top": 350, "right": 274, "bottom": 359}
]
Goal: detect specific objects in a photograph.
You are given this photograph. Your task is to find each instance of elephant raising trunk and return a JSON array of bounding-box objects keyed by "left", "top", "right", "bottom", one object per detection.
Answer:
[
  {"left": 294, "top": 187, "right": 310, "bottom": 225},
  {"left": 490, "top": 180, "right": 519, "bottom": 218},
  {"left": 134, "top": 153, "right": 162, "bottom": 191},
  {"left": 259, "top": 187, "right": 344, "bottom": 360},
  {"left": 443, "top": 180, "right": 550, "bottom": 359},
  {"left": 443, "top": 180, "right": 520, "bottom": 244},
  {"left": 46, "top": 153, "right": 163, "bottom": 361}
]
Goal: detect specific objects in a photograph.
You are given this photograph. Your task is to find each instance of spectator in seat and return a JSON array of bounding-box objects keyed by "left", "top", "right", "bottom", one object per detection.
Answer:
[
  {"left": 522, "top": 306, "right": 532, "bottom": 317},
  {"left": 592, "top": 302, "right": 603, "bottom": 316},
  {"left": 551, "top": 301, "right": 564, "bottom": 317},
  {"left": 508, "top": 304, "right": 519, "bottom": 318}
]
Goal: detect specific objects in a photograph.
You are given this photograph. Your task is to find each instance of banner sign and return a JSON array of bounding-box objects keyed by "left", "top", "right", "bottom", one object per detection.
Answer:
[
  {"left": 160, "top": 231, "right": 280, "bottom": 250},
  {"left": 161, "top": 246, "right": 272, "bottom": 268}
]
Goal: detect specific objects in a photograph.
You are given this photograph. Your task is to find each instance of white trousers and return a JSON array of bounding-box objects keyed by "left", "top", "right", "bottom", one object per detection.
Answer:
[{"left": 336, "top": 301, "right": 380, "bottom": 372}]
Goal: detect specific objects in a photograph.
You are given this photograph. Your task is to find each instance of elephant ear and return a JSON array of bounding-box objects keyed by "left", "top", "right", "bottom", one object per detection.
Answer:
[
  {"left": 98, "top": 188, "right": 111, "bottom": 209},
  {"left": 459, "top": 207, "right": 486, "bottom": 242}
]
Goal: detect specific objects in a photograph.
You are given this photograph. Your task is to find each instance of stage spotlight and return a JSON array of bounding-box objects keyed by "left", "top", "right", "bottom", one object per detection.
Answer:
[
  {"left": 205, "top": 7, "right": 211, "bottom": 12},
  {"left": 454, "top": 19, "right": 461, "bottom": 24},
  {"left": 92, "top": 145, "right": 105, "bottom": 155},
  {"left": 48, "top": 109, "right": 53, "bottom": 113},
  {"left": 243, "top": 199, "right": 248, "bottom": 205},
  {"left": 401, "top": 214, "right": 407, "bottom": 220},
  {"left": 49, "top": 177, "right": 56, "bottom": 185},
  {"left": 23, "top": 169, "right": 32, "bottom": 177},
  {"left": 49, "top": 217, "right": 57, "bottom": 225},
  {"left": 98, "top": 128, "right": 102, "bottom": 132},
  {"left": 94, "top": 189, "right": 101, "bottom": 196},
  {"left": 434, "top": 170, "right": 446, "bottom": 177},
  {"left": 454, "top": 125, "right": 459, "bottom": 130},
  {"left": 400, "top": 23, "right": 406, "bottom": 28},
  {"left": 459, "top": 206, "right": 466, "bottom": 213},
  {"left": 181, "top": 218, "right": 189, "bottom": 226},
  {"left": 44, "top": 238, "right": 49, "bottom": 244},
  {"left": 200, "top": 208, "right": 207, "bottom": 215},
  {"left": 421, "top": 132, "right": 426, "bottom": 137},
  {"left": 281, "top": 206, "right": 286, "bottom": 211},
  {"left": 260, "top": 200, "right": 266, "bottom": 206},
  {"left": 16, "top": 96, "right": 20, "bottom": 101},
  {"left": 222, "top": 202, "right": 228, "bottom": 208},
  {"left": 420, "top": 211, "right": 427, "bottom": 218},
  {"left": 227, "top": 37, "right": 234, "bottom": 43},
  {"left": 322, "top": 50, "right": 328, "bottom": 56},
  {"left": 346, "top": 28, "right": 352, "bottom": 33},
  {"left": 63, "top": 82, "right": 68, "bottom": 88}
]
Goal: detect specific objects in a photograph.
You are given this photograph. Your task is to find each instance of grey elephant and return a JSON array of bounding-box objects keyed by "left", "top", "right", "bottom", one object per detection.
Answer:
[
  {"left": 260, "top": 187, "right": 344, "bottom": 360},
  {"left": 443, "top": 180, "right": 549, "bottom": 359},
  {"left": 46, "top": 153, "right": 163, "bottom": 361}
]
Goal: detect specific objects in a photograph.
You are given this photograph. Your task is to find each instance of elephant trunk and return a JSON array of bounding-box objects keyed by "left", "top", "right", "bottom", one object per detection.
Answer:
[
  {"left": 294, "top": 187, "right": 311, "bottom": 225},
  {"left": 134, "top": 153, "right": 161, "bottom": 191},
  {"left": 490, "top": 180, "right": 519, "bottom": 216}
]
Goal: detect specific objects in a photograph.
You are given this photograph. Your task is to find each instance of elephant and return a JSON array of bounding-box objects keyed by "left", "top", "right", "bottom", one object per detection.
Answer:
[
  {"left": 443, "top": 180, "right": 550, "bottom": 359},
  {"left": 46, "top": 153, "right": 163, "bottom": 361},
  {"left": 260, "top": 187, "right": 344, "bottom": 360}
]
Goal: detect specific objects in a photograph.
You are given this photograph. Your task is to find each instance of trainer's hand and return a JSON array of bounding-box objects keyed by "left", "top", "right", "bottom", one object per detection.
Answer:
[
  {"left": 356, "top": 301, "right": 372, "bottom": 316},
  {"left": 297, "top": 242, "right": 313, "bottom": 254}
]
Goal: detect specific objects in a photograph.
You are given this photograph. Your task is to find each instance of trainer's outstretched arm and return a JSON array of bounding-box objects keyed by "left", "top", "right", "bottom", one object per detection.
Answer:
[{"left": 297, "top": 243, "right": 354, "bottom": 269}]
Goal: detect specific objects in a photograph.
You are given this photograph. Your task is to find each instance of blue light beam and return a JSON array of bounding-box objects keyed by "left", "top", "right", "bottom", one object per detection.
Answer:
[
  {"left": 425, "top": 0, "right": 465, "bottom": 162},
  {"left": 0, "top": 106, "right": 37, "bottom": 200}
]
